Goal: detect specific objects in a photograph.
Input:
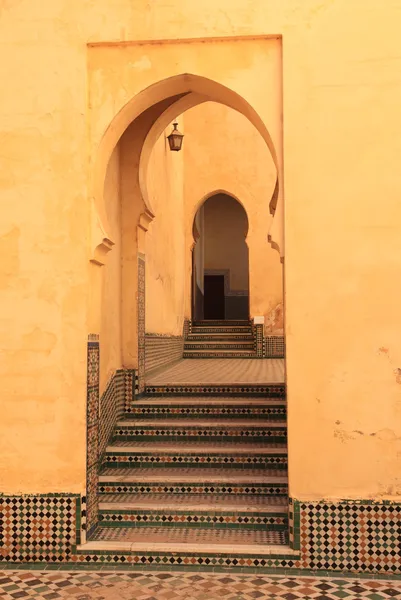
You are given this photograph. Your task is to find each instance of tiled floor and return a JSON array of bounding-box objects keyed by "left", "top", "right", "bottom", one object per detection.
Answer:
[
  {"left": 146, "top": 359, "right": 285, "bottom": 385},
  {"left": 1, "top": 571, "right": 401, "bottom": 600}
]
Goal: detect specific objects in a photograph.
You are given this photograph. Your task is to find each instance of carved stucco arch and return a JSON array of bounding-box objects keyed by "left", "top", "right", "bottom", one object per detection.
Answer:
[{"left": 92, "top": 73, "right": 282, "bottom": 262}]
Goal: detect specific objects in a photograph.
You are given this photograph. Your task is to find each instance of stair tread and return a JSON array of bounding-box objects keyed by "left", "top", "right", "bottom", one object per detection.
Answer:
[
  {"left": 98, "top": 493, "right": 288, "bottom": 510},
  {"left": 99, "top": 467, "right": 287, "bottom": 483},
  {"left": 106, "top": 442, "right": 287, "bottom": 453},
  {"left": 85, "top": 527, "right": 290, "bottom": 552},
  {"left": 116, "top": 419, "right": 287, "bottom": 428},
  {"left": 129, "top": 397, "right": 285, "bottom": 405}
]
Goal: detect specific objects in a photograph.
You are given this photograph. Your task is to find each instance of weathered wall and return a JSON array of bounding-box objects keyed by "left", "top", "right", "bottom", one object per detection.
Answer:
[
  {"left": 1, "top": 0, "right": 401, "bottom": 505},
  {"left": 183, "top": 102, "right": 283, "bottom": 326},
  {"left": 145, "top": 124, "right": 185, "bottom": 336},
  {"left": 203, "top": 193, "right": 249, "bottom": 291}
]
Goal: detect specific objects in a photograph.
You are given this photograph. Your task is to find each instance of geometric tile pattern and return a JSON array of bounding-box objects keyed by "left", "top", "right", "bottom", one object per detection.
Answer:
[
  {"left": 298, "top": 500, "right": 401, "bottom": 573},
  {"left": 0, "top": 496, "right": 79, "bottom": 562},
  {"left": 146, "top": 384, "right": 286, "bottom": 397},
  {"left": 125, "top": 401, "right": 286, "bottom": 420},
  {"left": 265, "top": 336, "right": 285, "bottom": 358},
  {"left": 98, "top": 370, "right": 125, "bottom": 461},
  {"left": 98, "top": 481, "right": 287, "bottom": 496},
  {"left": 98, "top": 509, "right": 288, "bottom": 530},
  {"left": 145, "top": 334, "right": 184, "bottom": 373},
  {"left": 137, "top": 255, "right": 146, "bottom": 395},
  {"left": 112, "top": 424, "right": 287, "bottom": 442},
  {"left": 86, "top": 335, "right": 100, "bottom": 537},
  {"left": 4, "top": 571, "right": 401, "bottom": 600},
  {"left": 255, "top": 323, "right": 264, "bottom": 358},
  {"left": 102, "top": 451, "right": 288, "bottom": 468}
]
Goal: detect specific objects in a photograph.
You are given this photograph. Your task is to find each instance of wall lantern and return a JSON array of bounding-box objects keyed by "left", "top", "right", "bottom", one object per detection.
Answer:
[{"left": 167, "top": 122, "right": 184, "bottom": 152}]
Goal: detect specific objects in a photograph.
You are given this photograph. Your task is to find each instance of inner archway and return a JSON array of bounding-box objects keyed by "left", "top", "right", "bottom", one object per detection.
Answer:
[{"left": 192, "top": 193, "right": 249, "bottom": 321}]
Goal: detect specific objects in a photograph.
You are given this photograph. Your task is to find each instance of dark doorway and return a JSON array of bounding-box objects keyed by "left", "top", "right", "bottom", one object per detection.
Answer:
[{"left": 204, "top": 275, "right": 225, "bottom": 320}]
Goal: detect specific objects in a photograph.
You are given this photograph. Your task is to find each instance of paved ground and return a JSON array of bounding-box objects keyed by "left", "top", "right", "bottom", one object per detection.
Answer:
[
  {"left": 146, "top": 359, "right": 285, "bottom": 385},
  {"left": 0, "top": 570, "right": 401, "bottom": 599}
]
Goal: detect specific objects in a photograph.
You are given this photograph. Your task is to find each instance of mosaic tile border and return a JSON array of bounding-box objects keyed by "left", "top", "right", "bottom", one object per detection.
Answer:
[
  {"left": 86, "top": 335, "right": 100, "bottom": 537},
  {"left": 112, "top": 425, "right": 287, "bottom": 442},
  {"left": 137, "top": 255, "right": 146, "bottom": 394},
  {"left": 145, "top": 384, "right": 286, "bottom": 397},
  {"left": 102, "top": 452, "right": 288, "bottom": 468},
  {"left": 125, "top": 403, "right": 287, "bottom": 419},
  {"left": 145, "top": 334, "right": 184, "bottom": 373},
  {"left": 98, "top": 510, "right": 288, "bottom": 530},
  {"left": 2, "top": 494, "right": 401, "bottom": 574},
  {"left": 98, "top": 482, "right": 288, "bottom": 496},
  {"left": 265, "top": 335, "right": 285, "bottom": 358}
]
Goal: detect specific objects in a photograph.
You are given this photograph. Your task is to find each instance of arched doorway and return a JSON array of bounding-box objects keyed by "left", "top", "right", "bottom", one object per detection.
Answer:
[{"left": 192, "top": 193, "right": 249, "bottom": 321}]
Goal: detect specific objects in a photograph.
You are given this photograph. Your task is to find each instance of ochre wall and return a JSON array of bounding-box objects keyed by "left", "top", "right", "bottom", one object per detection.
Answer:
[
  {"left": 183, "top": 102, "right": 283, "bottom": 324},
  {"left": 100, "top": 144, "right": 122, "bottom": 392},
  {"left": 1, "top": 1, "right": 401, "bottom": 504},
  {"left": 203, "top": 194, "right": 249, "bottom": 291},
  {"left": 145, "top": 125, "right": 185, "bottom": 336}
]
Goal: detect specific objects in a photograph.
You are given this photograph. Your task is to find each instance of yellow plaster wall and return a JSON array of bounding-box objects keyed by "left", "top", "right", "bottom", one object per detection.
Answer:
[
  {"left": 203, "top": 194, "right": 249, "bottom": 291},
  {"left": 1, "top": 0, "right": 401, "bottom": 502},
  {"left": 145, "top": 125, "right": 185, "bottom": 336},
  {"left": 100, "top": 144, "right": 122, "bottom": 392},
  {"left": 183, "top": 102, "right": 283, "bottom": 324}
]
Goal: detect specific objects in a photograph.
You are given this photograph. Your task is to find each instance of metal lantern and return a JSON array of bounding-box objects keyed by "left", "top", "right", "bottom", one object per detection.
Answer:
[{"left": 167, "top": 122, "right": 184, "bottom": 151}]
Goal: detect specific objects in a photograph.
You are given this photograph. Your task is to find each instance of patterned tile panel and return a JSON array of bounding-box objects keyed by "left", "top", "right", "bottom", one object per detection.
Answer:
[
  {"left": 145, "top": 334, "right": 184, "bottom": 373},
  {"left": 125, "top": 402, "right": 287, "bottom": 420},
  {"left": 145, "top": 384, "right": 286, "bottom": 397},
  {"left": 0, "top": 495, "right": 79, "bottom": 562},
  {"left": 296, "top": 499, "right": 401, "bottom": 573},
  {"left": 265, "top": 335, "right": 285, "bottom": 358},
  {"left": 98, "top": 370, "right": 125, "bottom": 461},
  {"left": 137, "top": 255, "right": 146, "bottom": 394},
  {"left": 98, "top": 510, "right": 288, "bottom": 530},
  {"left": 86, "top": 336, "right": 100, "bottom": 536}
]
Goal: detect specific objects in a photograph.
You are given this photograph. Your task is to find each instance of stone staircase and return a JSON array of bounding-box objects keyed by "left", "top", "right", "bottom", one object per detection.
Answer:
[
  {"left": 88, "top": 382, "right": 292, "bottom": 563},
  {"left": 184, "top": 320, "right": 255, "bottom": 358}
]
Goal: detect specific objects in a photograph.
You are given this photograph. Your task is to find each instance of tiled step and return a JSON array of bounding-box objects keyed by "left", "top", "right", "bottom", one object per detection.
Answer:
[
  {"left": 184, "top": 342, "right": 254, "bottom": 349},
  {"left": 81, "top": 526, "right": 293, "bottom": 554},
  {"left": 183, "top": 350, "right": 256, "bottom": 358},
  {"left": 113, "top": 420, "right": 287, "bottom": 443},
  {"left": 98, "top": 467, "right": 288, "bottom": 495},
  {"left": 124, "top": 397, "right": 286, "bottom": 420},
  {"left": 102, "top": 442, "right": 288, "bottom": 469},
  {"left": 192, "top": 320, "right": 250, "bottom": 327},
  {"left": 190, "top": 326, "right": 252, "bottom": 334},
  {"left": 187, "top": 334, "right": 254, "bottom": 340},
  {"left": 98, "top": 493, "right": 288, "bottom": 530},
  {"left": 144, "top": 384, "right": 285, "bottom": 397}
]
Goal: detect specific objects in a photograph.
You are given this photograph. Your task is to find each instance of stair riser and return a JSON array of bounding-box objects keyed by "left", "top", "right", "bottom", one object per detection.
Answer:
[
  {"left": 98, "top": 512, "right": 288, "bottom": 530},
  {"left": 112, "top": 431, "right": 287, "bottom": 443},
  {"left": 184, "top": 344, "right": 254, "bottom": 350},
  {"left": 125, "top": 413, "right": 286, "bottom": 421},
  {"left": 192, "top": 321, "right": 250, "bottom": 326},
  {"left": 144, "top": 385, "right": 285, "bottom": 397},
  {"left": 187, "top": 335, "right": 254, "bottom": 340},
  {"left": 102, "top": 456, "right": 288, "bottom": 470},
  {"left": 124, "top": 406, "right": 286, "bottom": 420},
  {"left": 190, "top": 328, "right": 252, "bottom": 334},
  {"left": 98, "top": 483, "right": 288, "bottom": 496},
  {"left": 183, "top": 353, "right": 256, "bottom": 359}
]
